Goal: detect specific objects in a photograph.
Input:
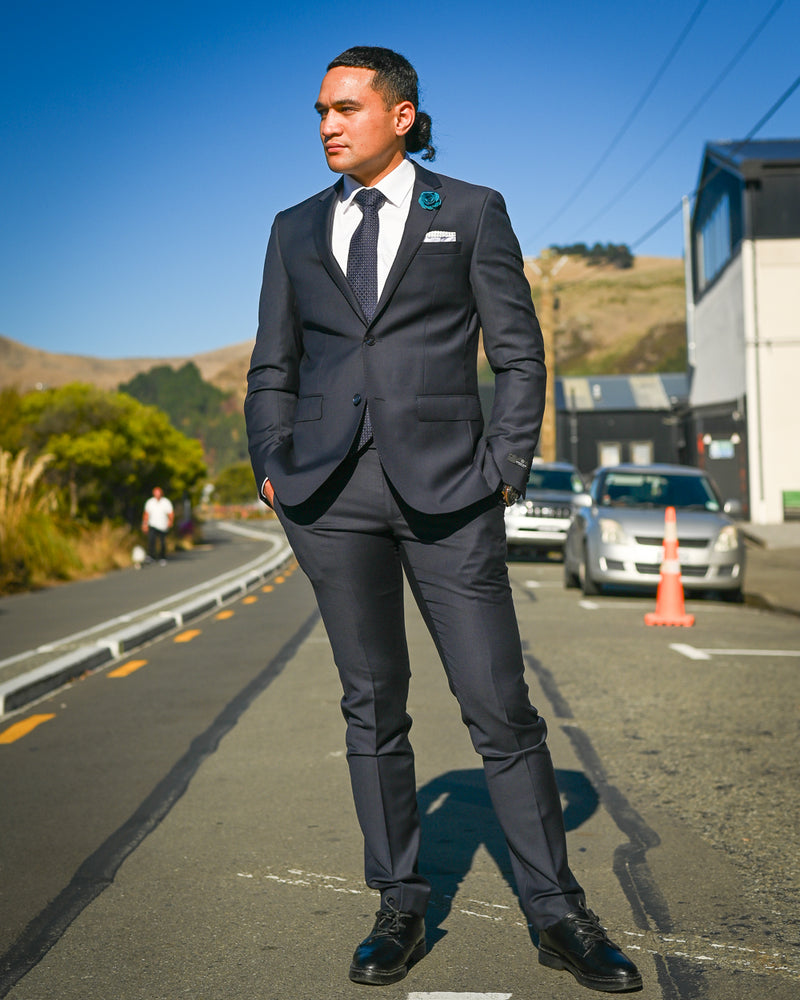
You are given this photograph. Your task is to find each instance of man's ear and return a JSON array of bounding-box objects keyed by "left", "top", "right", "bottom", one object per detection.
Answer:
[{"left": 394, "top": 101, "right": 415, "bottom": 138}]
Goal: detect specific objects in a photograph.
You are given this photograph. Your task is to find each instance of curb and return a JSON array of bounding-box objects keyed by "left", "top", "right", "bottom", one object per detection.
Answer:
[{"left": 0, "top": 542, "right": 293, "bottom": 717}]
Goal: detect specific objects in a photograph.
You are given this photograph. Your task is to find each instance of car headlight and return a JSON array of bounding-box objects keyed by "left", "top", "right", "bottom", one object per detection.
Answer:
[
  {"left": 599, "top": 518, "right": 629, "bottom": 544},
  {"left": 713, "top": 525, "right": 739, "bottom": 552}
]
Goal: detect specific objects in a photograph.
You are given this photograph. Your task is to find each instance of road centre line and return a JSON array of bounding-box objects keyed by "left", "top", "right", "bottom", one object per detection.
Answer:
[
  {"left": 108, "top": 659, "right": 148, "bottom": 678},
  {"left": 0, "top": 527, "right": 287, "bottom": 669},
  {"left": 0, "top": 713, "right": 55, "bottom": 744},
  {"left": 174, "top": 630, "right": 201, "bottom": 643},
  {"left": 671, "top": 643, "right": 800, "bottom": 660}
]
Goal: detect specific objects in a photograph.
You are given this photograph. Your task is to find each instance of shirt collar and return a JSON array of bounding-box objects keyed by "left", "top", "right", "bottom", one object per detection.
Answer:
[{"left": 341, "top": 157, "right": 415, "bottom": 209}]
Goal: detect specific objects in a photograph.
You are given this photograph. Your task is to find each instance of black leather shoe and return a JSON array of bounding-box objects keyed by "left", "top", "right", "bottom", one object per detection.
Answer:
[
  {"left": 349, "top": 905, "right": 426, "bottom": 985},
  {"left": 538, "top": 907, "right": 642, "bottom": 992}
]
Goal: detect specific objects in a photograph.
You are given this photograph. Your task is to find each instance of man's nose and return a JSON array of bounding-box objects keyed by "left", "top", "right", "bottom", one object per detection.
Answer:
[{"left": 320, "top": 112, "right": 342, "bottom": 137}]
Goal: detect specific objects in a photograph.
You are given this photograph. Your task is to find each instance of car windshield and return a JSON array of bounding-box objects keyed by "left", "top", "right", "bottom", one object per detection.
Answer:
[
  {"left": 597, "top": 471, "right": 721, "bottom": 511},
  {"left": 528, "top": 469, "right": 583, "bottom": 493}
]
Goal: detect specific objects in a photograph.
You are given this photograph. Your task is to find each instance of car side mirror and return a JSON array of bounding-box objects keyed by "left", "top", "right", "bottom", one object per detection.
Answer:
[
  {"left": 723, "top": 498, "right": 743, "bottom": 518},
  {"left": 574, "top": 493, "right": 592, "bottom": 509}
]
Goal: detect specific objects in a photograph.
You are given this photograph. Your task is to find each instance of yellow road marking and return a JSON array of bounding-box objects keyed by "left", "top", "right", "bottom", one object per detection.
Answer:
[
  {"left": 108, "top": 659, "right": 147, "bottom": 678},
  {"left": 242, "top": 595, "right": 258, "bottom": 605},
  {"left": 175, "top": 629, "right": 201, "bottom": 643},
  {"left": 274, "top": 576, "right": 285, "bottom": 584},
  {"left": 216, "top": 609, "right": 235, "bottom": 620},
  {"left": 0, "top": 714, "right": 56, "bottom": 744},
  {"left": 262, "top": 585, "right": 274, "bottom": 593}
]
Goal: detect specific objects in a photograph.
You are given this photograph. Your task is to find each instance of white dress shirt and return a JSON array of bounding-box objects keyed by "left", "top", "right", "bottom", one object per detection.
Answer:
[{"left": 331, "top": 157, "right": 416, "bottom": 293}]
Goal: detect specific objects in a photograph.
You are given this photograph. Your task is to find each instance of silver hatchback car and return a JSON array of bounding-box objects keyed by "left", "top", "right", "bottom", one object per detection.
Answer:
[{"left": 563, "top": 464, "right": 746, "bottom": 600}]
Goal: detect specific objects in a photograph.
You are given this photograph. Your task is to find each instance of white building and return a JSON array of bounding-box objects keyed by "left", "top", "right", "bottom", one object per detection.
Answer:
[{"left": 688, "top": 139, "right": 800, "bottom": 523}]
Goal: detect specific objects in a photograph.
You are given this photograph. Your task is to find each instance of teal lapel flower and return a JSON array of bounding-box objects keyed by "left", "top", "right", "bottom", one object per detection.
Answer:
[{"left": 418, "top": 191, "right": 441, "bottom": 210}]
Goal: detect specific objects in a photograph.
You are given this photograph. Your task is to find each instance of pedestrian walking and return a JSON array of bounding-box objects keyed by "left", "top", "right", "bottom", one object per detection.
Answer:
[{"left": 142, "top": 486, "right": 173, "bottom": 565}]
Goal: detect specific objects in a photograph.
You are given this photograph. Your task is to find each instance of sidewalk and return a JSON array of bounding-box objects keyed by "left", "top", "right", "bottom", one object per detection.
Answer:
[{"left": 740, "top": 519, "right": 800, "bottom": 617}]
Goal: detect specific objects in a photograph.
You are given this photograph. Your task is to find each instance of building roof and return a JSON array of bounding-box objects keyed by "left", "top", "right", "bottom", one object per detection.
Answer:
[
  {"left": 556, "top": 374, "right": 689, "bottom": 412},
  {"left": 703, "top": 139, "right": 800, "bottom": 177}
]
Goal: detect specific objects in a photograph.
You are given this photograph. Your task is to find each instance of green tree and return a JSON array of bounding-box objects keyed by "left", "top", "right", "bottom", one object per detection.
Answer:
[
  {"left": 18, "top": 383, "right": 206, "bottom": 521},
  {"left": 213, "top": 461, "right": 259, "bottom": 504},
  {"left": 119, "top": 362, "right": 248, "bottom": 474}
]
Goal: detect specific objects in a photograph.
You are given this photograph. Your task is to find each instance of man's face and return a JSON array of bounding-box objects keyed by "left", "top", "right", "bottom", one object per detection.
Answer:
[
  {"left": 315, "top": 66, "right": 413, "bottom": 187},
  {"left": 153, "top": 488, "right": 163, "bottom": 499}
]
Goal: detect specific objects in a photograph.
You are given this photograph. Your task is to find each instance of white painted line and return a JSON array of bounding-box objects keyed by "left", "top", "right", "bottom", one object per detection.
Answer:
[
  {"left": 671, "top": 643, "right": 799, "bottom": 660},
  {"left": 408, "top": 994, "right": 512, "bottom": 1000},
  {"left": 524, "top": 580, "right": 540, "bottom": 588},
  {"left": 0, "top": 527, "right": 287, "bottom": 671},
  {"left": 670, "top": 643, "right": 712, "bottom": 661},
  {"left": 579, "top": 600, "right": 600, "bottom": 610}
]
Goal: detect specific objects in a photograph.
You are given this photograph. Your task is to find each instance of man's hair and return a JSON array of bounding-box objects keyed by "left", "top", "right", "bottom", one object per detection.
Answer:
[{"left": 327, "top": 46, "right": 436, "bottom": 161}]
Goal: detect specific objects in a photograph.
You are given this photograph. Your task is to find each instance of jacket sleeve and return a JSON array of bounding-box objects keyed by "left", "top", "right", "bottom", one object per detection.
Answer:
[
  {"left": 469, "top": 190, "right": 547, "bottom": 493},
  {"left": 244, "top": 215, "right": 303, "bottom": 496}
]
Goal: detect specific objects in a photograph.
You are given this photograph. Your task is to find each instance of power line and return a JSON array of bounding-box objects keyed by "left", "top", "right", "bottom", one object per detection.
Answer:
[
  {"left": 571, "top": 0, "right": 785, "bottom": 240},
  {"left": 528, "top": 0, "right": 709, "bottom": 243},
  {"left": 631, "top": 71, "right": 800, "bottom": 249}
]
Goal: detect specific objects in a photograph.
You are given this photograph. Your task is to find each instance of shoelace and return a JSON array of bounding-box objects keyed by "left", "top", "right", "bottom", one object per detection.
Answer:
[
  {"left": 571, "top": 909, "right": 619, "bottom": 948},
  {"left": 372, "top": 905, "right": 410, "bottom": 939}
]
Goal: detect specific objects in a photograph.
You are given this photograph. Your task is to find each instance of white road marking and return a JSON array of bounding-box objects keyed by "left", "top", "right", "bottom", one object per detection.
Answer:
[
  {"left": 671, "top": 643, "right": 799, "bottom": 660},
  {"left": 579, "top": 599, "right": 600, "bottom": 609},
  {"left": 524, "top": 580, "right": 540, "bottom": 588},
  {"left": 408, "top": 994, "right": 512, "bottom": 999},
  {"left": 240, "top": 867, "right": 800, "bottom": 979}
]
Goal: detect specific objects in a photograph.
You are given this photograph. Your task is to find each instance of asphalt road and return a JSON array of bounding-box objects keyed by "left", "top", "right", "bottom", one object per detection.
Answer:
[{"left": 1, "top": 541, "right": 798, "bottom": 999}]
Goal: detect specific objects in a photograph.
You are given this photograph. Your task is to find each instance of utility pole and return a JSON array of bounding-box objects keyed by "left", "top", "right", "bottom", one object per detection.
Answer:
[{"left": 527, "top": 251, "right": 567, "bottom": 461}]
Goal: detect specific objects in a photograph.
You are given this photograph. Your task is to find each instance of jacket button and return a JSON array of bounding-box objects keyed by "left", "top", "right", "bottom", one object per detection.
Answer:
[
  {"left": 352, "top": 393, "right": 362, "bottom": 406},
  {"left": 364, "top": 335, "right": 375, "bottom": 346}
]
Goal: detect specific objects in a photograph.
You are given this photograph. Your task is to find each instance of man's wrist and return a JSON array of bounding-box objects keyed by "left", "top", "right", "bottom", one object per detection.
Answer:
[{"left": 501, "top": 483, "right": 522, "bottom": 506}]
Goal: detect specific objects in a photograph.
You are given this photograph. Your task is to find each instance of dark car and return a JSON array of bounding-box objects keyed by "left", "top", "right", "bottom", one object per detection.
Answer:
[
  {"left": 504, "top": 461, "right": 585, "bottom": 558},
  {"left": 563, "top": 463, "right": 745, "bottom": 599}
]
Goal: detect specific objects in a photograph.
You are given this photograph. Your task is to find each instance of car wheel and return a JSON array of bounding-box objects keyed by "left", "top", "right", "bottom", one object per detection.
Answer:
[
  {"left": 579, "top": 544, "right": 601, "bottom": 596},
  {"left": 564, "top": 557, "right": 580, "bottom": 588}
]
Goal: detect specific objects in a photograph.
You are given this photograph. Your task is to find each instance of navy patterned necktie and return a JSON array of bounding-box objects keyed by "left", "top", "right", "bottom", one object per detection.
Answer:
[
  {"left": 347, "top": 187, "right": 385, "bottom": 322},
  {"left": 347, "top": 187, "right": 385, "bottom": 448}
]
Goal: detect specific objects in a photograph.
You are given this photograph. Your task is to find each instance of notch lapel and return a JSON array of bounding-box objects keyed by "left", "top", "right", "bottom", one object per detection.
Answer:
[{"left": 312, "top": 181, "right": 365, "bottom": 319}]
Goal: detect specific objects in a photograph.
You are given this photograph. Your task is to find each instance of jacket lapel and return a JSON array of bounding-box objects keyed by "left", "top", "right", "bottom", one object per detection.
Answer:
[
  {"left": 373, "top": 164, "right": 444, "bottom": 321},
  {"left": 312, "top": 180, "right": 365, "bottom": 318}
]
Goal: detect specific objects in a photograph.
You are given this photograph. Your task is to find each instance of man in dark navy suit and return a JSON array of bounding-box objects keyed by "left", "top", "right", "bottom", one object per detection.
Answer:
[{"left": 245, "top": 46, "right": 641, "bottom": 993}]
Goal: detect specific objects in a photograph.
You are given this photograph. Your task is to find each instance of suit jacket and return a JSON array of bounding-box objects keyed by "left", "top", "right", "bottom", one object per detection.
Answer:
[{"left": 245, "top": 162, "right": 546, "bottom": 515}]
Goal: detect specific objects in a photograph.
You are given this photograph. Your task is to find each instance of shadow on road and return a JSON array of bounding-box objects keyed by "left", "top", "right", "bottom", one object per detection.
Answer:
[{"left": 417, "top": 766, "right": 598, "bottom": 944}]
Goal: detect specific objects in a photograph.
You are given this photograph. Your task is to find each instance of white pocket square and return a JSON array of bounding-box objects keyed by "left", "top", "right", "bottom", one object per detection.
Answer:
[{"left": 424, "top": 230, "right": 457, "bottom": 243}]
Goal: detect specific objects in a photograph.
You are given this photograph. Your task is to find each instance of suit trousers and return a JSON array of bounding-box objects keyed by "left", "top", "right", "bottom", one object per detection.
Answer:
[{"left": 274, "top": 443, "right": 585, "bottom": 929}]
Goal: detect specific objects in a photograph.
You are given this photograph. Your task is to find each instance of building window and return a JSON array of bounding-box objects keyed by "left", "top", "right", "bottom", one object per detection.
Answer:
[
  {"left": 598, "top": 441, "right": 621, "bottom": 467},
  {"left": 630, "top": 441, "right": 654, "bottom": 465},
  {"left": 698, "top": 193, "right": 731, "bottom": 290}
]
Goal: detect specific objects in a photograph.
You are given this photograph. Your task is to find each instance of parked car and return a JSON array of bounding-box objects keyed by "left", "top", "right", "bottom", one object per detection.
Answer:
[
  {"left": 563, "top": 464, "right": 745, "bottom": 599},
  {"left": 505, "top": 461, "right": 586, "bottom": 557}
]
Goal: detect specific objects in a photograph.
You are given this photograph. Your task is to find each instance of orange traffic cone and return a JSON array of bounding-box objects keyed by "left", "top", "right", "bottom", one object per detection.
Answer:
[{"left": 644, "top": 506, "right": 695, "bottom": 627}]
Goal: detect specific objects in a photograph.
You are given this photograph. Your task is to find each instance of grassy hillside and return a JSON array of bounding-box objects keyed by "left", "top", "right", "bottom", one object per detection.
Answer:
[
  {"left": 1, "top": 255, "right": 687, "bottom": 398},
  {"left": 525, "top": 255, "right": 687, "bottom": 375}
]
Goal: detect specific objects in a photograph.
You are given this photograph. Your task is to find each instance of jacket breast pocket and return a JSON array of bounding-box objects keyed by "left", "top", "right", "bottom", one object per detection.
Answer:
[
  {"left": 294, "top": 395, "right": 322, "bottom": 422},
  {"left": 417, "top": 241, "right": 462, "bottom": 255},
  {"left": 417, "top": 394, "right": 482, "bottom": 421}
]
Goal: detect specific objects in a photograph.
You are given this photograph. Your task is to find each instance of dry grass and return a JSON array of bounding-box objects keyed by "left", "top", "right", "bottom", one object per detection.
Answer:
[{"left": 0, "top": 448, "right": 137, "bottom": 594}]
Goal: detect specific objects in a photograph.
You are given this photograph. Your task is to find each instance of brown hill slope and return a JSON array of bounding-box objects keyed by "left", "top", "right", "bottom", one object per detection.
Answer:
[
  {"left": 1, "top": 255, "right": 687, "bottom": 396},
  {"left": 0, "top": 335, "right": 254, "bottom": 396},
  {"left": 524, "top": 255, "right": 687, "bottom": 375}
]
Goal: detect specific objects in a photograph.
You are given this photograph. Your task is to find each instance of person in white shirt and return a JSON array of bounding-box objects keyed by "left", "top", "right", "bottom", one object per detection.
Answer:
[{"left": 142, "top": 486, "right": 174, "bottom": 564}]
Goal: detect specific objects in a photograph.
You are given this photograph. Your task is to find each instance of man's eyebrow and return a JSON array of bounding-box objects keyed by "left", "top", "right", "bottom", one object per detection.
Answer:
[{"left": 314, "top": 97, "right": 363, "bottom": 112}]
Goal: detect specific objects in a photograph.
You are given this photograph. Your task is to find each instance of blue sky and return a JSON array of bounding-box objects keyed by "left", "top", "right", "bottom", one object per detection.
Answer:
[{"left": 2, "top": 0, "right": 798, "bottom": 359}]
